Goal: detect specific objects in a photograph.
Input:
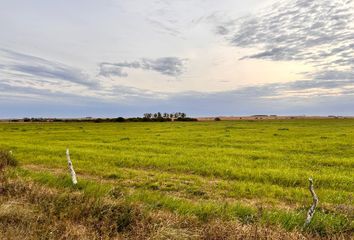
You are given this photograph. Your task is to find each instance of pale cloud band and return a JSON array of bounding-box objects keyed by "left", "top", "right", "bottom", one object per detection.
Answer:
[
  {"left": 0, "top": 48, "right": 96, "bottom": 88},
  {"left": 99, "top": 57, "right": 187, "bottom": 78}
]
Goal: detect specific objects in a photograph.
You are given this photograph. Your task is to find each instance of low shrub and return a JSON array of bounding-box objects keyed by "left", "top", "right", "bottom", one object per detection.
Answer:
[{"left": 174, "top": 117, "right": 198, "bottom": 122}]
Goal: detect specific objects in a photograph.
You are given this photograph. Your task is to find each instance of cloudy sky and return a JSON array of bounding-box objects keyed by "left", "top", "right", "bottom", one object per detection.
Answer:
[{"left": 1, "top": 0, "right": 353, "bottom": 118}]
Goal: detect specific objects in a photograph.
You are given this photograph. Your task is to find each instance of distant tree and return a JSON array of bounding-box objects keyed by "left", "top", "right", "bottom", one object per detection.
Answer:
[
  {"left": 153, "top": 113, "right": 158, "bottom": 119},
  {"left": 94, "top": 118, "right": 103, "bottom": 123},
  {"left": 163, "top": 113, "right": 169, "bottom": 118},
  {"left": 143, "top": 113, "right": 152, "bottom": 119},
  {"left": 169, "top": 113, "right": 174, "bottom": 119},
  {"left": 181, "top": 113, "right": 186, "bottom": 118},
  {"left": 114, "top": 117, "right": 125, "bottom": 122},
  {"left": 157, "top": 112, "right": 162, "bottom": 119}
]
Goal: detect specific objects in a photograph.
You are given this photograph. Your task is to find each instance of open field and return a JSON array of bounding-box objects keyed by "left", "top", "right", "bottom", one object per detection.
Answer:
[{"left": 0, "top": 119, "right": 353, "bottom": 239}]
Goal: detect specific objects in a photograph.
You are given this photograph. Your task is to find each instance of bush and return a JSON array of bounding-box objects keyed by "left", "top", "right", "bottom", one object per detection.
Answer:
[
  {"left": 214, "top": 117, "right": 221, "bottom": 121},
  {"left": 114, "top": 117, "right": 126, "bottom": 122},
  {"left": 0, "top": 150, "right": 18, "bottom": 170},
  {"left": 174, "top": 117, "right": 198, "bottom": 122}
]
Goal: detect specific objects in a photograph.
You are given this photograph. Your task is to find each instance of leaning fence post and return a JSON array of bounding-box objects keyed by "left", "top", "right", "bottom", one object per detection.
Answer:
[
  {"left": 66, "top": 148, "right": 78, "bottom": 185},
  {"left": 304, "top": 178, "right": 318, "bottom": 226}
]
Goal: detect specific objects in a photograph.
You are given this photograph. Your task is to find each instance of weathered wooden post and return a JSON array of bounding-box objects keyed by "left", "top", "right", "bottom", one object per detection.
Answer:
[
  {"left": 304, "top": 178, "right": 318, "bottom": 226},
  {"left": 66, "top": 148, "right": 78, "bottom": 185}
]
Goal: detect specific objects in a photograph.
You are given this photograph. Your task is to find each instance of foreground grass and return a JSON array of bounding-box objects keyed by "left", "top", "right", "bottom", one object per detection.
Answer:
[
  {"left": 1, "top": 167, "right": 351, "bottom": 239},
  {"left": 0, "top": 119, "right": 353, "bottom": 238}
]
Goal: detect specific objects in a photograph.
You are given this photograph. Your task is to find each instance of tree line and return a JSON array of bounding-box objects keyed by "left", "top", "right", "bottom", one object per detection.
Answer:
[
  {"left": 12, "top": 113, "right": 197, "bottom": 123},
  {"left": 140, "top": 112, "right": 197, "bottom": 122},
  {"left": 143, "top": 112, "right": 187, "bottom": 120}
]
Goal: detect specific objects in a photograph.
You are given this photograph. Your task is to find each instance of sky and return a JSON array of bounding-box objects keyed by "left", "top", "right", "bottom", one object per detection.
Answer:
[{"left": 0, "top": 0, "right": 354, "bottom": 118}]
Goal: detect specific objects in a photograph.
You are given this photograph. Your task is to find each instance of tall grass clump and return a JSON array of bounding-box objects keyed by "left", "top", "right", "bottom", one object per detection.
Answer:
[{"left": 0, "top": 150, "right": 18, "bottom": 171}]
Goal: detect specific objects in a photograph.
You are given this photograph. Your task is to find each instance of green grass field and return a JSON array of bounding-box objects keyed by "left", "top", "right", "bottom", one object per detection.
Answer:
[{"left": 0, "top": 119, "right": 353, "bottom": 239}]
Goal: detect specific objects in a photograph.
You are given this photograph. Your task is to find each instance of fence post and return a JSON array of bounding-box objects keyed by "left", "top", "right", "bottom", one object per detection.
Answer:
[
  {"left": 66, "top": 148, "right": 78, "bottom": 185},
  {"left": 304, "top": 178, "right": 318, "bottom": 226}
]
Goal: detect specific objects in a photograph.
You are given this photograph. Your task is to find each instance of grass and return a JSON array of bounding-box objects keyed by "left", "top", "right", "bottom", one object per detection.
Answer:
[
  {"left": 0, "top": 119, "right": 353, "bottom": 239},
  {"left": 0, "top": 150, "right": 18, "bottom": 170}
]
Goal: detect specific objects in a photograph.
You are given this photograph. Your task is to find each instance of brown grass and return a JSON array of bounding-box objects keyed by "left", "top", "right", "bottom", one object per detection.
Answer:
[
  {"left": 0, "top": 150, "right": 17, "bottom": 171},
  {"left": 0, "top": 177, "right": 142, "bottom": 239}
]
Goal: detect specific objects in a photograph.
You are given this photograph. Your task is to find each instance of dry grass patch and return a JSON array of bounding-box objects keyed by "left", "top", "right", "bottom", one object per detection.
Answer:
[
  {"left": 0, "top": 177, "right": 143, "bottom": 239},
  {"left": 0, "top": 150, "right": 17, "bottom": 171}
]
